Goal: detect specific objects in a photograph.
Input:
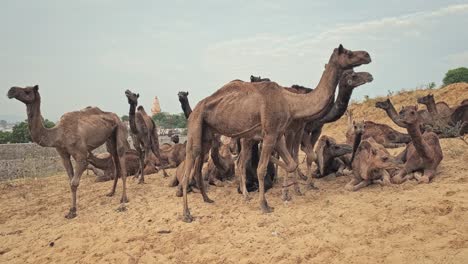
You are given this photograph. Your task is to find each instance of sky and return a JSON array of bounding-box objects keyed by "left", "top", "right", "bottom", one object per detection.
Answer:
[{"left": 1, "top": 0, "right": 467, "bottom": 122}]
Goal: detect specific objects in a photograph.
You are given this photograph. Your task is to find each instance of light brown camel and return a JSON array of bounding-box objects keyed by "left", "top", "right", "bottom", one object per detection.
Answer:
[
  {"left": 345, "top": 137, "right": 396, "bottom": 191},
  {"left": 301, "top": 70, "right": 373, "bottom": 178},
  {"left": 181, "top": 45, "right": 371, "bottom": 222},
  {"left": 392, "top": 105, "right": 443, "bottom": 184},
  {"left": 375, "top": 98, "right": 432, "bottom": 127},
  {"left": 345, "top": 111, "right": 411, "bottom": 148},
  {"left": 314, "top": 135, "right": 352, "bottom": 178},
  {"left": 125, "top": 90, "right": 162, "bottom": 183},
  {"left": 7, "top": 85, "right": 129, "bottom": 218}
]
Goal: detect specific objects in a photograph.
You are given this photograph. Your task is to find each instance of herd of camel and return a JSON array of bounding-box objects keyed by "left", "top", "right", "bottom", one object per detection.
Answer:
[{"left": 6, "top": 44, "right": 468, "bottom": 223}]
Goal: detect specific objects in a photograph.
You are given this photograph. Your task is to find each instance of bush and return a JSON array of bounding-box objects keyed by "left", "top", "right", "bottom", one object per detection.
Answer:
[
  {"left": 443, "top": 67, "right": 468, "bottom": 86},
  {"left": 9, "top": 119, "right": 55, "bottom": 143},
  {"left": 152, "top": 112, "right": 187, "bottom": 129}
]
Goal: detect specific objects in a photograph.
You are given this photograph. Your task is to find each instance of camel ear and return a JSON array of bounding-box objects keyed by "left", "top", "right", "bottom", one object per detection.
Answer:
[
  {"left": 137, "top": 93, "right": 140, "bottom": 98},
  {"left": 371, "top": 148, "right": 377, "bottom": 155},
  {"left": 414, "top": 104, "right": 418, "bottom": 111},
  {"left": 186, "top": 91, "right": 189, "bottom": 95},
  {"left": 338, "top": 44, "right": 344, "bottom": 54},
  {"left": 325, "top": 139, "right": 331, "bottom": 147},
  {"left": 33, "top": 85, "right": 39, "bottom": 91}
]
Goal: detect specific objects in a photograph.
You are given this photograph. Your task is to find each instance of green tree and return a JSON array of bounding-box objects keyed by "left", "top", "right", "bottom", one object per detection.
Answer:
[
  {"left": 443, "top": 67, "right": 468, "bottom": 86},
  {"left": 152, "top": 112, "right": 187, "bottom": 129},
  {"left": 426, "top": 82, "right": 436, "bottom": 89},
  {"left": 121, "top": 115, "right": 129, "bottom": 122},
  {"left": 9, "top": 119, "right": 55, "bottom": 143},
  {"left": 0, "top": 131, "right": 12, "bottom": 144}
]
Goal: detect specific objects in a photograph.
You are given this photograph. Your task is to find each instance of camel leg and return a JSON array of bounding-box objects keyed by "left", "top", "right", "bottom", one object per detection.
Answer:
[
  {"left": 274, "top": 135, "right": 299, "bottom": 200},
  {"left": 66, "top": 157, "right": 87, "bottom": 219},
  {"left": 383, "top": 142, "right": 406, "bottom": 148},
  {"left": 138, "top": 150, "right": 145, "bottom": 184},
  {"left": 257, "top": 135, "right": 280, "bottom": 213},
  {"left": 392, "top": 167, "right": 410, "bottom": 184},
  {"left": 345, "top": 178, "right": 370, "bottom": 191},
  {"left": 236, "top": 139, "right": 253, "bottom": 200},
  {"left": 57, "top": 149, "right": 74, "bottom": 181}
]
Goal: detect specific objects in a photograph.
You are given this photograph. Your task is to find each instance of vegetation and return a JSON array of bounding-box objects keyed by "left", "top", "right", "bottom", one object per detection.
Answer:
[
  {"left": 443, "top": 67, "right": 468, "bottom": 86},
  {"left": 121, "top": 115, "right": 129, "bottom": 122},
  {"left": 152, "top": 112, "right": 187, "bottom": 129},
  {"left": 0, "top": 119, "right": 55, "bottom": 144}
]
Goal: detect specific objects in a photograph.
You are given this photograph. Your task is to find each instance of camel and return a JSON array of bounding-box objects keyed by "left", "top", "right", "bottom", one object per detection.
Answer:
[
  {"left": 178, "top": 91, "right": 192, "bottom": 119},
  {"left": 392, "top": 106, "right": 443, "bottom": 184},
  {"left": 417, "top": 94, "right": 453, "bottom": 118},
  {"left": 202, "top": 135, "right": 238, "bottom": 186},
  {"left": 313, "top": 135, "right": 352, "bottom": 178},
  {"left": 239, "top": 142, "right": 276, "bottom": 193},
  {"left": 87, "top": 149, "right": 140, "bottom": 181},
  {"left": 450, "top": 104, "right": 468, "bottom": 135},
  {"left": 345, "top": 110, "right": 411, "bottom": 148},
  {"left": 250, "top": 75, "right": 271, "bottom": 82},
  {"left": 345, "top": 137, "right": 396, "bottom": 191},
  {"left": 301, "top": 70, "right": 374, "bottom": 178},
  {"left": 125, "top": 90, "right": 162, "bottom": 183},
  {"left": 180, "top": 44, "right": 371, "bottom": 222},
  {"left": 7, "top": 85, "right": 129, "bottom": 218}
]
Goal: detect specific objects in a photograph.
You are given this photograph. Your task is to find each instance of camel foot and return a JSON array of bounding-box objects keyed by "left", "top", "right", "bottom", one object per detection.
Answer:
[
  {"left": 116, "top": 203, "right": 127, "bottom": 212},
  {"left": 175, "top": 189, "right": 183, "bottom": 197},
  {"left": 243, "top": 193, "right": 251, "bottom": 201},
  {"left": 345, "top": 184, "right": 354, "bottom": 192},
  {"left": 120, "top": 195, "right": 129, "bottom": 203},
  {"left": 65, "top": 207, "right": 77, "bottom": 219},
  {"left": 418, "top": 176, "right": 430, "bottom": 184},
  {"left": 294, "top": 185, "right": 303, "bottom": 196},
  {"left": 182, "top": 211, "right": 193, "bottom": 223},
  {"left": 106, "top": 192, "right": 115, "bottom": 197},
  {"left": 392, "top": 176, "right": 404, "bottom": 184},
  {"left": 298, "top": 170, "right": 308, "bottom": 181},
  {"left": 137, "top": 179, "right": 145, "bottom": 184},
  {"left": 260, "top": 201, "right": 274, "bottom": 214},
  {"left": 203, "top": 196, "right": 214, "bottom": 203}
]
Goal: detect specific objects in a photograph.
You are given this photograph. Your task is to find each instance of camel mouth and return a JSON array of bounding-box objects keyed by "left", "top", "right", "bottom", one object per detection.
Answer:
[
  {"left": 367, "top": 74, "right": 374, "bottom": 82},
  {"left": 124, "top": 90, "right": 133, "bottom": 96},
  {"left": 7, "top": 88, "right": 16, "bottom": 99}
]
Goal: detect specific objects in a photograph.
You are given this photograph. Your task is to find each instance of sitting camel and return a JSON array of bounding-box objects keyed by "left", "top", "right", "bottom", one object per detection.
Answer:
[
  {"left": 313, "top": 135, "right": 352, "bottom": 178},
  {"left": 87, "top": 149, "right": 140, "bottom": 182},
  {"left": 250, "top": 75, "right": 271, "bottom": 82},
  {"left": 346, "top": 137, "right": 396, "bottom": 191},
  {"left": 376, "top": 98, "right": 432, "bottom": 128},
  {"left": 345, "top": 111, "right": 411, "bottom": 148},
  {"left": 180, "top": 45, "right": 371, "bottom": 222},
  {"left": 8, "top": 85, "right": 129, "bottom": 218},
  {"left": 417, "top": 94, "right": 453, "bottom": 118},
  {"left": 125, "top": 90, "right": 162, "bottom": 183},
  {"left": 392, "top": 105, "right": 443, "bottom": 184}
]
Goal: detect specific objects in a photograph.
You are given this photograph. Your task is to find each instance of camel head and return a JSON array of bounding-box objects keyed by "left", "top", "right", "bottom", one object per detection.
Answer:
[
  {"left": 171, "top": 134, "right": 180, "bottom": 144},
  {"left": 178, "top": 91, "right": 189, "bottom": 100},
  {"left": 417, "top": 94, "right": 434, "bottom": 105},
  {"left": 324, "top": 138, "right": 352, "bottom": 158},
  {"left": 375, "top": 98, "right": 391, "bottom": 110},
  {"left": 352, "top": 120, "right": 365, "bottom": 134},
  {"left": 250, "top": 75, "right": 260, "bottom": 82},
  {"left": 399, "top": 105, "right": 420, "bottom": 125},
  {"left": 220, "top": 135, "right": 239, "bottom": 158},
  {"left": 329, "top": 44, "right": 371, "bottom": 70},
  {"left": 7, "top": 85, "right": 40, "bottom": 104},
  {"left": 125, "top": 89, "right": 139, "bottom": 105},
  {"left": 340, "top": 70, "right": 373, "bottom": 89},
  {"left": 358, "top": 138, "right": 395, "bottom": 170}
]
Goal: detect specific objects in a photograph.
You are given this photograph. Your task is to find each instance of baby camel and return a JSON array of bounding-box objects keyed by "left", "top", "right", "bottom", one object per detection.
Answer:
[{"left": 392, "top": 106, "right": 443, "bottom": 184}]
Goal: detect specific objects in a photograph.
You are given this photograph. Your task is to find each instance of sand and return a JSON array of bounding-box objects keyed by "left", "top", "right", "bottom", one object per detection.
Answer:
[{"left": 1, "top": 83, "right": 467, "bottom": 263}]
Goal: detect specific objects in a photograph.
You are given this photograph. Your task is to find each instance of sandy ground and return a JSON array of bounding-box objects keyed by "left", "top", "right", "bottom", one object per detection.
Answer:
[{"left": 1, "top": 137, "right": 467, "bottom": 264}]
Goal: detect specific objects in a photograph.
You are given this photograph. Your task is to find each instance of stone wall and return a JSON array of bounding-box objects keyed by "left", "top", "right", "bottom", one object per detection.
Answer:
[{"left": 0, "top": 136, "right": 187, "bottom": 181}]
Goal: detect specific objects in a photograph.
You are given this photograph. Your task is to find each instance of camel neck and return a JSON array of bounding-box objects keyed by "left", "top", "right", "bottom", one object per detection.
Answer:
[
  {"left": 318, "top": 82, "right": 354, "bottom": 125},
  {"left": 406, "top": 121, "right": 432, "bottom": 161},
  {"left": 385, "top": 104, "right": 407, "bottom": 128},
  {"left": 26, "top": 95, "right": 59, "bottom": 147},
  {"left": 128, "top": 103, "right": 138, "bottom": 134},
  {"left": 425, "top": 99, "right": 437, "bottom": 115},
  {"left": 179, "top": 98, "right": 192, "bottom": 119},
  {"left": 88, "top": 153, "right": 111, "bottom": 169},
  {"left": 284, "top": 63, "right": 341, "bottom": 121}
]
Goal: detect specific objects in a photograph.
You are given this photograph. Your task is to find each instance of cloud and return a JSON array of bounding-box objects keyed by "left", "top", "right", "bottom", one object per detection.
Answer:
[{"left": 202, "top": 3, "right": 468, "bottom": 76}]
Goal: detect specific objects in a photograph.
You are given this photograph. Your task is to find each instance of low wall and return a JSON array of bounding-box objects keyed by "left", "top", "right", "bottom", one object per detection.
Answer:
[{"left": 0, "top": 136, "right": 186, "bottom": 181}]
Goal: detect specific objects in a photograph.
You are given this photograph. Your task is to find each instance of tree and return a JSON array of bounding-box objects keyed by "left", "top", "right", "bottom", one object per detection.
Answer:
[
  {"left": 152, "top": 112, "right": 187, "bottom": 129},
  {"left": 443, "top": 67, "right": 468, "bottom": 86},
  {"left": 121, "top": 115, "right": 129, "bottom": 122},
  {"left": 9, "top": 119, "right": 55, "bottom": 143},
  {"left": 426, "top": 82, "right": 436, "bottom": 89},
  {"left": 0, "top": 131, "right": 12, "bottom": 144},
  {"left": 0, "top": 120, "right": 7, "bottom": 128}
]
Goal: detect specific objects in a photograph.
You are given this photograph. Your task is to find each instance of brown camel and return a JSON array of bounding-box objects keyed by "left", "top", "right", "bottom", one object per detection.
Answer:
[
  {"left": 392, "top": 106, "right": 443, "bottom": 184},
  {"left": 7, "top": 85, "right": 129, "bottom": 218},
  {"left": 181, "top": 45, "right": 371, "bottom": 222},
  {"left": 450, "top": 103, "right": 468, "bottom": 135},
  {"left": 125, "top": 90, "right": 162, "bottom": 183},
  {"left": 301, "top": 70, "right": 374, "bottom": 178},
  {"left": 375, "top": 98, "right": 432, "bottom": 127},
  {"left": 87, "top": 149, "right": 140, "bottom": 181},
  {"left": 345, "top": 110, "right": 411, "bottom": 148},
  {"left": 314, "top": 135, "right": 352, "bottom": 178},
  {"left": 250, "top": 75, "right": 271, "bottom": 82},
  {"left": 417, "top": 94, "right": 453, "bottom": 118},
  {"left": 345, "top": 137, "right": 396, "bottom": 191}
]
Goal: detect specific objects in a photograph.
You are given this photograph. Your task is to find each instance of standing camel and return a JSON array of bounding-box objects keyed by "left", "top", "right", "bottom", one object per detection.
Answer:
[
  {"left": 7, "top": 85, "right": 129, "bottom": 218},
  {"left": 125, "top": 90, "right": 162, "bottom": 183},
  {"left": 181, "top": 45, "right": 371, "bottom": 222}
]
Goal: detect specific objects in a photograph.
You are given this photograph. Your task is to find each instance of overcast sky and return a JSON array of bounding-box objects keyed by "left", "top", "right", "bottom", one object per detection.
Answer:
[{"left": 1, "top": 0, "right": 467, "bottom": 122}]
